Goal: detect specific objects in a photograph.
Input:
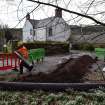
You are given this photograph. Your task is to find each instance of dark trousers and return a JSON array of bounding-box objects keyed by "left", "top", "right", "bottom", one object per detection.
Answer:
[{"left": 20, "top": 60, "right": 33, "bottom": 74}]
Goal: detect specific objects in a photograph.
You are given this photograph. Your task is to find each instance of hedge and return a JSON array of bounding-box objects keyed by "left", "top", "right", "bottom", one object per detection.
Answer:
[
  {"left": 72, "top": 43, "right": 95, "bottom": 51},
  {"left": 17, "top": 41, "right": 69, "bottom": 55}
]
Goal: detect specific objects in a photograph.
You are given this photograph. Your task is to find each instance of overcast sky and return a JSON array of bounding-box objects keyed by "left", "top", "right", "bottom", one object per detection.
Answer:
[{"left": 0, "top": 0, "right": 104, "bottom": 28}]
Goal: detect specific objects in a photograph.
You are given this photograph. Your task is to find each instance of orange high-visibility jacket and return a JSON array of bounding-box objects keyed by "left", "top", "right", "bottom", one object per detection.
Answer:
[{"left": 18, "top": 46, "right": 28, "bottom": 59}]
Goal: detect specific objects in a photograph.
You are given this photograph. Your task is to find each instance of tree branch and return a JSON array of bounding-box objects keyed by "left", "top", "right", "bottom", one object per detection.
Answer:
[{"left": 28, "top": 0, "right": 105, "bottom": 26}]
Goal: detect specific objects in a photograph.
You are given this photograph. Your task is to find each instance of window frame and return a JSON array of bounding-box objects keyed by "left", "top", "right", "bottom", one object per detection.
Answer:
[{"left": 48, "top": 27, "right": 53, "bottom": 36}]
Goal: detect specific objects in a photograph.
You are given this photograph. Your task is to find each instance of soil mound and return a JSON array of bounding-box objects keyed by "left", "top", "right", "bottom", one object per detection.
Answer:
[{"left": 17, "top": 55, "right": 95, "bottom": 83}]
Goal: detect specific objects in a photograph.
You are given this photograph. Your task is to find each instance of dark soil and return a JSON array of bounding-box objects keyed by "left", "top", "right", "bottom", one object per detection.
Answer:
[{"left": 16, "top": 55, "right": 96, "bottom": 83}]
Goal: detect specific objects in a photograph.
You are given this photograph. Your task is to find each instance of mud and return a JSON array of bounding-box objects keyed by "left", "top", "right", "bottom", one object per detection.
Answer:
[{"left": 16, "top": 55, "right": 95, "bottom": 83}]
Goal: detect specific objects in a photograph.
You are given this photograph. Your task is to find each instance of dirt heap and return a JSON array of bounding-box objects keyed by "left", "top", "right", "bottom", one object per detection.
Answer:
[{"left": 17, "top": 55, "right": 95, "bottom": 83}]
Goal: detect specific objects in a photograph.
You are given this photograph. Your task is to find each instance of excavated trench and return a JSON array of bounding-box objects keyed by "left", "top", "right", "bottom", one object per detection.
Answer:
[{"left": 16, "top": 55, "right": 96, "bottom": 83}]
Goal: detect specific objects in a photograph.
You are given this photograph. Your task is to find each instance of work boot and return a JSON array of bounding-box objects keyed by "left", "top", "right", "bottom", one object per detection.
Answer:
[
  {"left": 20, "top": 70, "right": 23, "bottom": 75},
  {"left": 29, "top": 65, "right": 33, "bottom": 72}
]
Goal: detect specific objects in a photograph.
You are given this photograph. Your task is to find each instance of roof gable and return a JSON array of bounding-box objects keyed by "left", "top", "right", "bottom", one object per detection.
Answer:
[{"left": 29, "top": 19, "right": 39, "bottom": 28}]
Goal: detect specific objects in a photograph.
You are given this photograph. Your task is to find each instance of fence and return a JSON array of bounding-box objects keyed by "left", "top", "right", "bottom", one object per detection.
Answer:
[{"left": 0, "top": 53, "right": 20, "bottom": 70}]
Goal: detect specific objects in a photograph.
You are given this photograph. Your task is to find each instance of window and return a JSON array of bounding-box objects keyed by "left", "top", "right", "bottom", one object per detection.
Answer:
[
  {"left": 48, "top": 27, "right": 52, "bottom": 36},
  {"left": 30, "top": 29, "right": 33, "bottom": 35}
]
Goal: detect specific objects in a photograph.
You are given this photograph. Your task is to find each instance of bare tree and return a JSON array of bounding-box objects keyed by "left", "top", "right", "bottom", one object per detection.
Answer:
[
  {"left": 0, "top": 24, "right": 8, "bottom": 51},
  {"left": 27, "top": 0, "right": 105, "bottom": 26}
]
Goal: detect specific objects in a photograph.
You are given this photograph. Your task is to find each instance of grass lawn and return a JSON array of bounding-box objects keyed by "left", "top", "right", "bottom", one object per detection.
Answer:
[{"left": 0, "top": 89, "right": 105, "bottom": 105}]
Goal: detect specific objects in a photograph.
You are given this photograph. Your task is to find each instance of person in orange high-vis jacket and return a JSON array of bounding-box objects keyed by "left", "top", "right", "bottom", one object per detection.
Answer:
[
  {"left": 18, "top": 46, "right": 29, "bottom": 59},
  {"left": 17, "top": 45, "right": 33, "bottom": 74}
]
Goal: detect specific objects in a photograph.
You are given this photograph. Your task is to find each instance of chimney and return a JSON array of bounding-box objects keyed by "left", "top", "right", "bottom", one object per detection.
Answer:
[
  {"left": 26, "top": 13, "right": 30, "bottom": 20},
  {"left": 55, "top": 8, "right": 62, "bottom": 17}
]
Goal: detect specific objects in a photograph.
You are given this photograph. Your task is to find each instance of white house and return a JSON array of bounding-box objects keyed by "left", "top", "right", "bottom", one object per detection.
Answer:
[{"left": 23, "top": 8, "right": 71, "bottom": 42}]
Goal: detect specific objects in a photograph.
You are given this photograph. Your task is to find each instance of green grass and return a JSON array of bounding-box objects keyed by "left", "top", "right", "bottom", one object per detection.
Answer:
[{"left": 0, "top": 89, "right": 105, "bottom": 105}]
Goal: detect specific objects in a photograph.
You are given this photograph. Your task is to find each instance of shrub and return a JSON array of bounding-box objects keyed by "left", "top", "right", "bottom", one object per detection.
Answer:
[
  {"left": 17, "top": 41, "right": 69, "bottom": 55},
  {"left": 72, "top": 43, "right": 94, "bottom": 51}
]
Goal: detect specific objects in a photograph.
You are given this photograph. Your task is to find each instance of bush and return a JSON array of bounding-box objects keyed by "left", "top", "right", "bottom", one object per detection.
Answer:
[
  {"left": 72, "top": 43, "right": 94, "bottom": 51},
  {"left": 17, "top": 41, "right": 69, "bottom": 55}
]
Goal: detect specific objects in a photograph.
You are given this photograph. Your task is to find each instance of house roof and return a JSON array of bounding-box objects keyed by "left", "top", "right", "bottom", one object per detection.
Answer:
[
  {"left": 72, "top": 31, "right": 105, "bottom": 43},
  {"left": 70, "top": 25, "right": 105, "bottom": 35},
  {"left": 29, "top": 16, "right": 70, "bottom": 29},
  {"left": 29, "top": 17, "right": 55, "bottom": 29},
  {"left": 29, "top": 19, "right": 39, "bottom": 28},
  {"left": 70, "top": 25, "right": 105, "bottom": 43}
]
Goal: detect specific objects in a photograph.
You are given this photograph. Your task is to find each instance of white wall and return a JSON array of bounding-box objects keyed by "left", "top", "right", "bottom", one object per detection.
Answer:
[
  {"left": 34, "top": 27, "right": 46, "bottom": 41},
  {"left": 48, "top": 29, "right": 71, "bottom": 42},
  {"left": 47, "top": 18, "right": 71, "bottom": 42},
  {"left": 23, "top": 20, "right": 33, "bottom": 42}
]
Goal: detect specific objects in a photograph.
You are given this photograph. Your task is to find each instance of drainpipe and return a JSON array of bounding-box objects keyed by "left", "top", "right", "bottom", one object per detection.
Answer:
[{"left": 46, "top": 27, "right": 47, "bottom": 41}]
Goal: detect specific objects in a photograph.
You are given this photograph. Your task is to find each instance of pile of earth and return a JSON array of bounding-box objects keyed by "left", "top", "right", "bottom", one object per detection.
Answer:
[{"left": 16, "top": 55, "right": 96, "bottom": 83}]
